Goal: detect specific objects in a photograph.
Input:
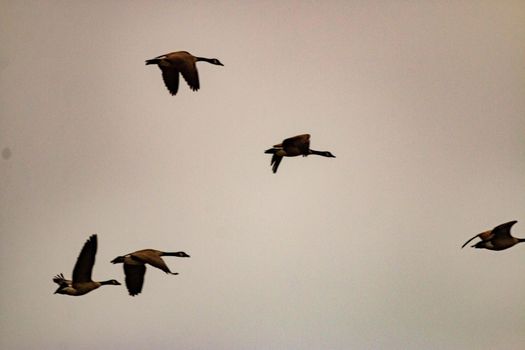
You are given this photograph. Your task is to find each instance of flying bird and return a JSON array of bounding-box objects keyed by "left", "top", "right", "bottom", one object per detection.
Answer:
[
  {"left": 264, "top": 134, "right": 335, "bottom": 173},
  {"left": 461, "top": 220, "right": 524, "bottom": 251},
  {"left": 111, "top": 249, "right": 190, "bottom": 296},
  {"left": 53, "top": 235, "right": 121, "bottom": 296},
  {"left": 146, "top": 51, "right": 224, "bottom": 95}
]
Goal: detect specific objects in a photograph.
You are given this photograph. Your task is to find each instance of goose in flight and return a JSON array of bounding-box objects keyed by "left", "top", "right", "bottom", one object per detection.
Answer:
[
  {"left": 264, "top": 134, "right": 335, "bottom": 173},
  {"left": 461, "top": 220, "right": 524, "bottom": 251},
  {"left": 53, "top": 235, "right": 121, "bottom": 296},
  {"left": 146, "top": 51, "right": 223, "bottom": 95},
  {"left": 111, "top": 249, "right": 190, "bottom": 296}
]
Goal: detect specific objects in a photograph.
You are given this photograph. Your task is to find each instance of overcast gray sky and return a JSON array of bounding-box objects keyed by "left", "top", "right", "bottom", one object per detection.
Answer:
[{"left": 1, "top": 1, "right": 524, "bottom": 349}]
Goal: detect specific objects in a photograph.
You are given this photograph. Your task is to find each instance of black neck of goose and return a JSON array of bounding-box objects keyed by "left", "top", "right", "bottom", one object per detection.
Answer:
[
  {"left": 518, "top": 238, "right": 525, "bottom": 243},
  {"left": 162, "top": 251, "right": 190, "bottom": 257},
  {"left": 309, "top": 149, "right": 328, "bottom": 157},
  {"left": 195, "top": 57, "right": 213, "bottom": 63},
  {"left": 100, "top": 280, "right": 116, "bottom": 285},
  {"left": 195, "top": 57, "right": 223, "bottom": 66}
]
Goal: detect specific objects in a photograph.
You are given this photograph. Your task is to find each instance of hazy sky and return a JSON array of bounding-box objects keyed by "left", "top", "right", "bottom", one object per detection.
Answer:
[{"left": 1, "top": 1, "right": 524, "bottom": 349}]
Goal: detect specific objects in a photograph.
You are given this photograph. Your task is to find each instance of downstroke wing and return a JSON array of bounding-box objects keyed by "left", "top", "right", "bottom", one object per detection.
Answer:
[
  {"left": 124, "top": 263, "right": 146, "bottom": 296},
  {"left": 271, "top": 155, "right": 283, "bottom": 173},
  {"left": 179, "top": 60, "right": 200, "bottom": 91},
  {"left": 160, "top": 67, "right": 180, "bottom": 95}
]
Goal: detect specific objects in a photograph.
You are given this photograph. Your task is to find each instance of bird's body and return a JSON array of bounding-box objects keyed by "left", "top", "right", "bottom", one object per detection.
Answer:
[
  {"left": 52, "top": 273, "right": 116, "bottom": 296},
  {"left": 111, "top": 249, "right": 190, "bottom": 296},
  {"left": 461, "top": 221, "right": 524, "bottom": 251},
  {"left": 53, "top": 235, "right": 121, "bottom": 296},
  {"left": 264, "top": 134, "right": 335, "bottom": 173},
  {"left": 146, "top": 51, "right": 223, "bottom": 95}
]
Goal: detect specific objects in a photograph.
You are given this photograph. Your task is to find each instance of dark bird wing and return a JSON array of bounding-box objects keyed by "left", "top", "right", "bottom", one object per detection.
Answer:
[
  {"left": 282, "top": 134, "right": 310, "bottom": 154},
  {"left": 461, "top": 234, "right": 482, "bottom": 249},
  {"left": 160, "top": 66, "right": 180, "bottom": 95},
  {"left": 124, "top": 263, "right": 146, "bottom": 296},
  {"left": 179, "top": 60, "right": 200, "bottom": 91},
  {"left": 282, "top": 134, "right": 310, "bottom": 147},
  {"left": 461, "top": 227, "right": 499, "bottom": 248},
  {"left": 72, "top": 235, "right": 97, "bottom": 283},
  {"left": 271, "top": 154, "right": 283, "bottom": 173},
  {"left": 491, "top": 220, "right": 518, "bottom": 239}
]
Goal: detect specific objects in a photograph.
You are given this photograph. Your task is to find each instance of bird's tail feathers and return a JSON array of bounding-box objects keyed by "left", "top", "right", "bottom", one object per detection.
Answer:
[
  {"left": 52, "top": 273, "right": 66, "bottom": 284},
  {"left": 145, "top": 58, "right": 160, "bottom": 65}
]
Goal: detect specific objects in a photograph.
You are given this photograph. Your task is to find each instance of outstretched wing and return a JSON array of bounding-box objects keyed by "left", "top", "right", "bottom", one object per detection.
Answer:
[
  {"left": 124, "top": 263, "right": 146, "bottom": 296},
  {"left": 281, "top": 134, "right": 310, "bottom": 155},
  {"left": 461, "top": 228, "right": 495, "bottom": 249},
  {"left": 461, "top": 234, "right": 481, "bottom": 249},
  {"left": 491, "top": 220, "right": 518, "bottom": 239},
  {"left": 282, "top": 134, "right": 310, "bottom": 148},
  {"left": 72, "top": 235, "right": 97, "bottom": 283}
]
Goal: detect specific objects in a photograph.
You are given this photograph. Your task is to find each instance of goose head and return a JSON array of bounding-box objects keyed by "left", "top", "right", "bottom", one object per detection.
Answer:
[
  {"left": 174, "top": 251, "right": 190, "bottom": 257},
  {"left": 210, "top": 58, "right": 224, "bottom": 66}
]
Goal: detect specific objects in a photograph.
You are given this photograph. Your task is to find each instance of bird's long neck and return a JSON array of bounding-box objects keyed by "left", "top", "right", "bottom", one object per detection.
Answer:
[
  {"left": 100, "top": 280, "right": 115, "bottom": 286},
  {"left": 518, "top": 238, "right": 525, "bottom": 243},
  {"left": 309, "top": 149, "right": 327, "bottom": 156},
  {"left": 162, "top": 251, "right": 186, "bottom": 256},
  {"left": 195, "top": 57, "right": 213, "bottom": 63}
]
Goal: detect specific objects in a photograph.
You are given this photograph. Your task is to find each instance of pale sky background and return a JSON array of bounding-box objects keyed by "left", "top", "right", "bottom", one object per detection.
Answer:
[{"left": 1, "top": 1, "right": 524, "bottom": 349}]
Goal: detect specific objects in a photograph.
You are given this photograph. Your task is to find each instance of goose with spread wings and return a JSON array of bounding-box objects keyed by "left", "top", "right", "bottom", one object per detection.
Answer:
[
  {"left": 53, "top": 235, "right": 121, "bottom": 296},
  {"left": 111, "top": 249, "right": 190, "bottom": 296},
  {"left": 461, "top": 220, "right": 524, "bottom": 251},
  {"left": 146, "top": 51, "right": 223, "bottom": 96},
  {"left": 264, "top": 134, "right": 335, "bottom": 173}
]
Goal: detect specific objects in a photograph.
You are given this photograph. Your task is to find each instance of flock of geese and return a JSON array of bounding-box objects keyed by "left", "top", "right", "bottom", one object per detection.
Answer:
[
  {"left": 53, "top": 51, "right": 523, "bottom": 297},
  {"left": 53, "top": 234, "right": 190, "bottom": 296}
]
